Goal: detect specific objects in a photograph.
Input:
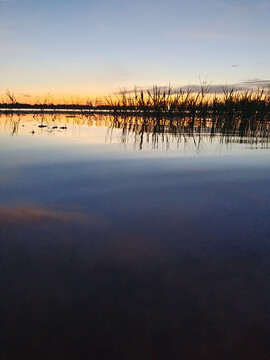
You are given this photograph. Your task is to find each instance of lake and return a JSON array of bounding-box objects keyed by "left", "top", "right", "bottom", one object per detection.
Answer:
[{"left": 1, "top": 113, "right": 270, "bottom": 359}]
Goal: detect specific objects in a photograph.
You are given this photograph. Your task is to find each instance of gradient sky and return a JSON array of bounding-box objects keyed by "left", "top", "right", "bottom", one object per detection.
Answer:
[{"left": 0, "top": 0, "right": 269, "bottom": 101}]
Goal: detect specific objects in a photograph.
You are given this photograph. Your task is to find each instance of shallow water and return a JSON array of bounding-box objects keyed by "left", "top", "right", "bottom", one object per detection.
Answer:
[{"left": 1, "top": 114, "right": 270, "bottom": 359}]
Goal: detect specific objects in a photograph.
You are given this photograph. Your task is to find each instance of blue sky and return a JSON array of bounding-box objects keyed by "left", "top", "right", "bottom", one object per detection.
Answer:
[{"left": 0, "top": 0, "right": 269, "bottom": 100}]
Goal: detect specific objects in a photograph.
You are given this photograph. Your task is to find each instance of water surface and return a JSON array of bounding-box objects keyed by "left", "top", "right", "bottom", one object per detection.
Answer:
[{"left": 1, "top": 114, "right": 270, "bottom": 359}]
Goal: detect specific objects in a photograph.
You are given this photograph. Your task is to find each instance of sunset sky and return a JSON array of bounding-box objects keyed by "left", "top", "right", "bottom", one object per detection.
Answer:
[{"left": 0, "top": 0, "right": 269, "bottom": 101}]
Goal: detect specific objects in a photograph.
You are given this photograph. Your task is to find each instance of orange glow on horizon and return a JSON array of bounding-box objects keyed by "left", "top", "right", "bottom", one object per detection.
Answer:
[
  {"left": 1, "top": 90, "right": 110, "bottom": 106},
  {"left": 1, "top": 86, "right": 269, "bottom": 106}
]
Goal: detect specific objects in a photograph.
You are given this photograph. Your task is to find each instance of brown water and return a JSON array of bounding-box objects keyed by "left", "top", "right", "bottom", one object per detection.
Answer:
[{"left": 1, "top": 114, "right": 270, "bottom": 359}]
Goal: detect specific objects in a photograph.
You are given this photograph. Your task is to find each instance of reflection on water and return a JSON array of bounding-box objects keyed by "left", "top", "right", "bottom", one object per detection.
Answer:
[
  {"left": 1, "top": 113, "right": 270, "bottom": 152},
  {"left": 1, "top": 114, "right": 270, "bottom": 359}
]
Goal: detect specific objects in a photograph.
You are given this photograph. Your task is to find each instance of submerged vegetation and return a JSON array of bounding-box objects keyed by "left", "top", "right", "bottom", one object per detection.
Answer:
[{"left": 1, "top": 85, "right": 270, "bottom": 120}]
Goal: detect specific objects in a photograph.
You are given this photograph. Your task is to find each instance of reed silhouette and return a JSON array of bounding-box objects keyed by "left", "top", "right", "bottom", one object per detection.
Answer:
[{"left": 1, "top": 85, "right": 270, "bottom": 119}]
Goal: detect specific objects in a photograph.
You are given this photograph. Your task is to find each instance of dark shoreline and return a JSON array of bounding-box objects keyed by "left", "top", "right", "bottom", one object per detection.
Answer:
[{"left": 0, "top": 104, "right": 269, "bottom": 120}]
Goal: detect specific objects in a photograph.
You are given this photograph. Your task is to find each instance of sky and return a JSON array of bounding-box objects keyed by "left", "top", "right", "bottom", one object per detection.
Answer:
[{"left": 0, "top": 0, "right": 270, "bottom": 102}]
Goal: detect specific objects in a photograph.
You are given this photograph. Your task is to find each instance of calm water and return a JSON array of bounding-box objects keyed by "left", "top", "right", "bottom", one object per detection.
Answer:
[{"left": 1, "top": 114, "right": 270, "bottom": 359}]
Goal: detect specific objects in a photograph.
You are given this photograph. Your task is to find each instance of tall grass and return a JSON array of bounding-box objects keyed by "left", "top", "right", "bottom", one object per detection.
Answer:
[
  {"left": 1, "top": 85, "right": 270, "bottom": 120},
  {"left": 105, "top": 85, "right": 270, "bottom": 120}
]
